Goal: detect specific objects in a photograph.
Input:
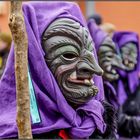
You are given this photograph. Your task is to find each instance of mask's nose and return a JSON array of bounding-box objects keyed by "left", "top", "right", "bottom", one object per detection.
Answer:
[
  {"left": 112, "top": 54, "right": 126, "bottom": 70},
  {"left": 76, "top": 49, "right": 103, "bottom": 79}
]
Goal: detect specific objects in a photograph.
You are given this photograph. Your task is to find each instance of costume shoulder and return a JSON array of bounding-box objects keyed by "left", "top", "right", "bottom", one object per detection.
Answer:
[{"left": 90, "top": 100, "right": 117, "bottom": 139}]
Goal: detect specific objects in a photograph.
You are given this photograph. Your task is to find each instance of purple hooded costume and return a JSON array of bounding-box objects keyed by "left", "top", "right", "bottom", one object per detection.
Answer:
[
  {"left": 87, "top": 19, "right": 119, "bottom": 109},
  {"left": 112, "top": 31, "right": 140, "bottom": 138},
  {"left": 87, "top": 19, "right": 108, "bottom": 51},
  {"left": 0, "top": 1, "right": 106, "bottom": 139},
  {"left": 113, "top": 31, "right": 140, "bottom": 105}
]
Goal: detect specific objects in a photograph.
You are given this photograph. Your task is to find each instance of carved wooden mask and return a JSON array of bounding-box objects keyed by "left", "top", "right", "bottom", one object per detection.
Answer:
[{"left": 42, "top": 18, "right": 103, "bottom": 105}]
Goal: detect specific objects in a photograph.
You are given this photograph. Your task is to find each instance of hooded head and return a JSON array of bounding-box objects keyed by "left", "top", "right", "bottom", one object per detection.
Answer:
[
  {"left": 87, "top": 19, "right": 125, "bottom": 82},
  {"left": 0, "top": 1, "right": 106, "bottom": 139},
  {"left": 113, "top": 31, "right": 140, "bottom": 104},
  {"left": 113, "top": 32, "right": 139, "bottom": 72}
]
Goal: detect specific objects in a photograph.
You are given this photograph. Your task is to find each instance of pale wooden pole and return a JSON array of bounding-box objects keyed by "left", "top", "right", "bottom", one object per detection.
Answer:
[{"left": 8, "top": 1, "right": 33, "bottom": 139}]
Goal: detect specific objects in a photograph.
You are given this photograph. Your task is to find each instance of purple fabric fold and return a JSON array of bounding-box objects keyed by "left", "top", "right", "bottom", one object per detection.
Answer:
[
  {"left": 87, "top": 19, "right": 108, "bottom": 51},
  {"left": 103, "top": 81, "right": 119, "bottom": 109},
  {"left": 0, "top": 1, "right": 106, "bottom": 138},
  {"left": 113, "top": 31, "right": 140, "bottom": 105}
]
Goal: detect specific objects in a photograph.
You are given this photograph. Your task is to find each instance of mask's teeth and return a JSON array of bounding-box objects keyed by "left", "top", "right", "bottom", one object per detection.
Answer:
[
  {"left": 106, "top": 65, "right": 111, "bottom": 71},
  {"left": 129, "top": 63, "right": 134, "bottom": 68},
  {"left": 112, "top": 69, "right": 117, "bottom": 74},
  {"left": 90, "top": 79, "right": 95, "bottom": 85},
  {"left": 124, "top": 59, "right": 129, "bottom": 65},
  {"left": 84, "top": 79, "right": 91, "bottom": 85},
  {"left": 70, "top": 71, "right": 77, "bottom": 79}
]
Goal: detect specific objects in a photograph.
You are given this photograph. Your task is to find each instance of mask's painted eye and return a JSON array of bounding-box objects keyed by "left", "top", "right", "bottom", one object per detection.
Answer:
[{"left": 62, "top": 52, "right": 77, "bottom": 61}]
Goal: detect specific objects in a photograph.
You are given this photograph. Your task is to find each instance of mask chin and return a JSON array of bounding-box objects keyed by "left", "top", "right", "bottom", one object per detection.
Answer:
[{"left": 103, "top": 70, "right": 119, "bottom": 82}]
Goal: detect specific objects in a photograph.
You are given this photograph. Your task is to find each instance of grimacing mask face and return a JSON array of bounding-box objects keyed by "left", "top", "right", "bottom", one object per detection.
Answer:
[
  {"left": 42, "top": 18, "right": 103, "bottom": 105},
  {"left": 120, "top": 42, "right": 137, "bottom": 71},
  {"left": 98, "top": 37, "right": 125, "bottom": 81}
]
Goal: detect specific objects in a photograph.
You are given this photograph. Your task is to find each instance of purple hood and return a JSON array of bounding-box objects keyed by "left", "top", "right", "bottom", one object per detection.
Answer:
[
  {"left": 0, "top": 2, "right": 106, "bottom": 139},
  {"left": 87, "top": 19, "right": 108, "bottom": 51},
  {"left": 113, "top": 31, "right": 140, "bottom": 105}
]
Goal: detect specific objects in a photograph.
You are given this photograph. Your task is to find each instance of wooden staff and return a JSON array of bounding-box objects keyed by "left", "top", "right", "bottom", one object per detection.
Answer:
[{"left": 8, "top": 1, "right": 32, "bottom": 139}]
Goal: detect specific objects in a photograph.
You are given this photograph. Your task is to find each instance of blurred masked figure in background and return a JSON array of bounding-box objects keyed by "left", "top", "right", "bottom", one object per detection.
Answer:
[
  {"left": 87, "top": 18, "right": 125, "bottom": 109},
  {"left": 0, "top": 32, "right": 12, "bottom": 78},
  {"left": 88, "top": 18, "right": 140, "bottom": 138},
  {"left": 113, "top": 31, "right": 140, "bottom": 138}
]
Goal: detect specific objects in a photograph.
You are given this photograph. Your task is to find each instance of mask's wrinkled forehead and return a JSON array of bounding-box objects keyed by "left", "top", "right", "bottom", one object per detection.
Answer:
[{"left": 42, "top": 18, "right": 95, "bottom": 53}]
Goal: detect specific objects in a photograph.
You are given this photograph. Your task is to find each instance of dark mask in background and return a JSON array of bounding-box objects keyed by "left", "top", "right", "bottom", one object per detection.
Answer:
[
  {"left": 120, "top": 42, "right": 137, "bottom": 71},
  {"left": 42, "top": 18, "right": 103, "bottom": 105},
  {"left": 98, "top": 37, "right": 125, "bottom": 82}
]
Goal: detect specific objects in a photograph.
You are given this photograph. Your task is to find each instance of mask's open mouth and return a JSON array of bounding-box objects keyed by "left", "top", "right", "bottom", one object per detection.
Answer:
[
  {"left": 67, "top": 71, "right": 96, "bottom": 88},
  {"left": 123, "top": 59, "right": 136, "bottom": 70},
  {"left": 106, "top": 65, "right": 117, "bottom": 74},
  {"left": 64, "top": 71, "right": 98, "bottom": 105},
  {"left": 56, "top": 68, "right": 98, "bottom": 105}
]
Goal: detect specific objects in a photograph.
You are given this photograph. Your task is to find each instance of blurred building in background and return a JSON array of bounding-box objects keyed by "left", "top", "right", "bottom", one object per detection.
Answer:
[
  {"left": 1, "top": 1, "right": 140, "bottom": 36},
  {"left": 95, "top": 2, "right": 140, "bottom": 36}
]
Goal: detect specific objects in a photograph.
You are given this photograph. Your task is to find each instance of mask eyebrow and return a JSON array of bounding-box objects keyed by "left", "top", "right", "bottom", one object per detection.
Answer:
[
  {"left": 43, "top": 36, "right": 81, "bottom": 54},
  {"left": 42, "top": 27, "right": 83, "bottom": 47},
  {"left": 86, "top": 40, "right": 94, "bottom": 52},
  {"left": 81, "top": 27, "right": 95, "bottom": 52},
  {"left": 99, "top": 45, "right": 115, "bottom": 54}
]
